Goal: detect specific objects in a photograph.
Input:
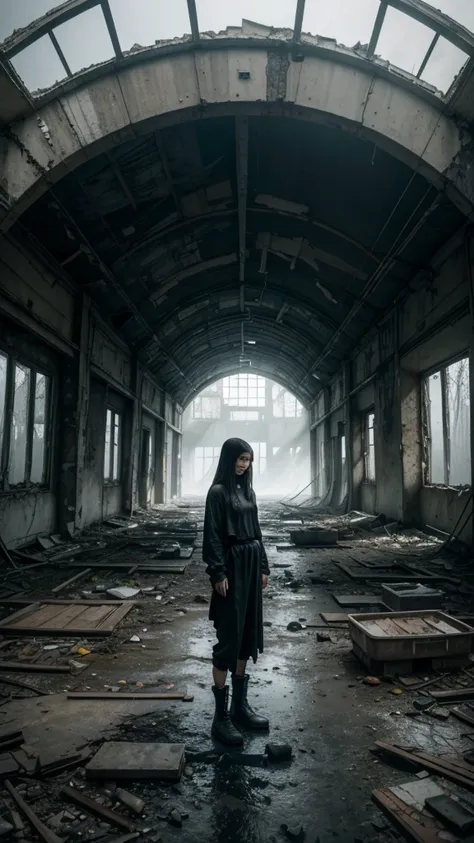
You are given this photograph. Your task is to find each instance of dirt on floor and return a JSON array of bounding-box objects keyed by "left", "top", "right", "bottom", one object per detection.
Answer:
[{"left": 0, "top": 501, "right": 473, "bottom": 843}]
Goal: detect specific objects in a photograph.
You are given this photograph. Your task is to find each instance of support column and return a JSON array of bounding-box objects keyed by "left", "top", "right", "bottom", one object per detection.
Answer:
[
  {"left": 58, "top": 294, "right": 90, "bottom": 535},
  {"left": 125, "top": 357, "right": 142, "bottom": 514},
  {"left": 466, "top": 231, "right": 474, "bottom": 546}
]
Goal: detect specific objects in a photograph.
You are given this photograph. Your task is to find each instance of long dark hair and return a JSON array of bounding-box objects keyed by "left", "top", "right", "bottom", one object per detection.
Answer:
[{"left": 211, "top": 438, "right": 255, "bottom": 504}]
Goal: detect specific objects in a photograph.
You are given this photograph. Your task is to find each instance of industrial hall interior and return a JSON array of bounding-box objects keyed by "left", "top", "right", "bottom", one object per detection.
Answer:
[{"left": 2, "top": 0, "right": 474, "bottom": 841}]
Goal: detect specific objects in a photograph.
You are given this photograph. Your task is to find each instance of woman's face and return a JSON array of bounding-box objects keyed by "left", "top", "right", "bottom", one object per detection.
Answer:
[{"left": 235, "top": 452, "right": 252, "bottom": 476}]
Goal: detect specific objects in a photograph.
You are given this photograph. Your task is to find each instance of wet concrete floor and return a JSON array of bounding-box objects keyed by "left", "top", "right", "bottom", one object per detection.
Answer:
[{"left": 0, "top": 508, "right": 469, "bottom": 843}]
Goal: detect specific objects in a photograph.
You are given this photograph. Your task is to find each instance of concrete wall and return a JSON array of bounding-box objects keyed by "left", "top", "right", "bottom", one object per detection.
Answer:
[{"left": 311, "top": 230, "right": 474, "bottom": 544}]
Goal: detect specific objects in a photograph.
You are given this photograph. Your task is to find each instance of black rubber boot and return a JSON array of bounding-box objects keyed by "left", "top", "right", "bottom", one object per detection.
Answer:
[
  {"left": 212, "top": 686, "right": 244, "bottom": 746},
  {"left": 230, "top": 674, "right": 269, "bottom": 730}
]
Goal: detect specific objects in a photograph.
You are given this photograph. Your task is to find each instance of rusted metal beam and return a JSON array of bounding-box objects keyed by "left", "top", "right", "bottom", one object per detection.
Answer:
[
  {"left": 187, "top": 0, "right": 200, "bottom": 41},
  {"left": 48, "top": 30, "right": 72, "bottom": 77},
  {"left": 293, "top": 0, "right": 306, "bottom": 43},
  {"left": 388, "top": 0, "right": 474, "bottom": 56},
  {"left": 367, "top": 2, "right": 387, "bottom": 59},
  {"left": 100, "top": 0, "right": 123, "bottom": 59},
  {"left": 1, "top": 0, "right": 101, "bottom": 57}
]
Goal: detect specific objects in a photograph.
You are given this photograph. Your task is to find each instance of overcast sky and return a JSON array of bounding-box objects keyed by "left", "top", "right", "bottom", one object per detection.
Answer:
[{"left": 2, "top": 0, "right": 474, "bottom": 95}]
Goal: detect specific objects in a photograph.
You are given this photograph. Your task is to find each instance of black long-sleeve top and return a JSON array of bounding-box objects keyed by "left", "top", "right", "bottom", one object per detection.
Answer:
[{"left": 203, "top": 484, "right": 270, "bottom": 585}]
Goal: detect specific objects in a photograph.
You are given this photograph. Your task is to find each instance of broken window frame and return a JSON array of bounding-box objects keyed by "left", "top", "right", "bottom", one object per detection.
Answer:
[
  {"left": 422, "top": 354, "right": 471, "bottom": 488},
  {"left": 191, "top": 395, "right": 221, "bottom": 420},
  {"left": 0, "top": 349, "right": 53, "bottom": 491},
  {"left": 363, "top": 410, "right": 376, "bottom": 483},
  {"left": 104, "top": 408, "right": 122, "bottom": 484}
]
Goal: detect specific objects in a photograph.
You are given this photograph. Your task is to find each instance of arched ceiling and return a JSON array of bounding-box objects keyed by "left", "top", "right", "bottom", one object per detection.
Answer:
[
  {"left": 2, "top": 1, "right": 473, "bottom": 407},
  {"left": 17, "top": 112, "right": 465, "bottom": 405}
]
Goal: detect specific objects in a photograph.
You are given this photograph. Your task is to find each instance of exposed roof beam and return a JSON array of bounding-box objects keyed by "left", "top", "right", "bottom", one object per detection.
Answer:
[
  {"left": 293, "top": 0, "right": 306, "bottom": 43},
  {"left": 367, "top": 2, "right": 387, "bottom": 59},
  {"left": 2, "top": 0, "right": 101, "bottom": 57},
  {"left": 106, "top": 153, "right": 137, "bottom": 210},
  {"left": 100, "top": 0, "right": 123, "bottom": 59},
  {"left": 48, "top": 187, "right": 192, "bottom": 387},
  {"left": 48, "top": 30, "right": 72, "bottom": 76},
  {"left": 155, "top": 131, "right": 183, "bottom": 221},
  {"left": 187, "top": 0, "right": 200, "bottom": 41},
  {"left": 417, "top": 33, "right": 439, "bottom": 79},
  {"left": 235, "top": 116, "right": 249, "bottom": 312},
  {"left": 388, "top": 0, "right": 474, "bottom": 56},
  {"left": 301, "top": 192, "right": 442, "bottom": 386}
]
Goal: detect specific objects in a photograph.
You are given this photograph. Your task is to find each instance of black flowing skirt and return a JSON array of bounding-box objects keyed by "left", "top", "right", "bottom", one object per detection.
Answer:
[{"left": 209, "top": 539, "right": 264, "bottom": 673}]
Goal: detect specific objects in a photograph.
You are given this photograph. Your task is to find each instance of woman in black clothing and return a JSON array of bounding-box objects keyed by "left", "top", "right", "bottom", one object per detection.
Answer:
[{"left": 203, "top": 437, "right": 270, "bottom": 746}]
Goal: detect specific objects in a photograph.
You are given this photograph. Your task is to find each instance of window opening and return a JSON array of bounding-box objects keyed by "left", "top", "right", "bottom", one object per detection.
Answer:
[
  {"left": 104, "top": 408, "right": 122, "bottom": 482},
  {"left": 424, "top": 356, "right": 470, "bottom": 487},
  {"left": 364, "top": 412, "right": 376, "bottom": 482}
]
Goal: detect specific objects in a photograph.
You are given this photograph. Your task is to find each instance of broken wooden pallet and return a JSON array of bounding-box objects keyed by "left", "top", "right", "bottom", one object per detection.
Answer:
[
  {"left": 0, "top": 600, "right": 135, "bottom": 636},
  {"left": 373, "top": 788, "right": 444, "bottom": 843},
  {"left": 375, "top": 742, "right": 474, "bottom": 792}
]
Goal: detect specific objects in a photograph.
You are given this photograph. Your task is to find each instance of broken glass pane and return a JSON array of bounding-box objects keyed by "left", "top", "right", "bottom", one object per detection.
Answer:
[
  {"left": 446, "top": 358, "right": 470, "bottom": 486},
  {"left": 303, "top": 0, "right": 380, "bottom": 48},
  {"left": 427, "top": 372, "right": 445, "bottom": 484},
  {"left": 109, "top": 0, "right": 190, "bottom": 51},
  {"left": 377, "top": 6, "right": 434, "bottom": 76},
  {"left": 104, "top": 409, "right": 112, "bottom": 480},
  {"left": 10, "top": 364, "right": 30, "bottom": 485},
  {"left": 0, "top": 355, "right": 7, "bottom": 468},
  {"left": 54, "top": 6, "right": 114, "bottom": 74},
  {"left": 31, "top": 373, "right": 49, "bottom": 485},
  {"left": 420, "top": 37, "right": 469, "bottom": 94},
  {"left": 10, "top": 36, "right": 67, "bottom": 93},
  {"left": 196, "top": 0, "right": 295, "bottom": 33}
]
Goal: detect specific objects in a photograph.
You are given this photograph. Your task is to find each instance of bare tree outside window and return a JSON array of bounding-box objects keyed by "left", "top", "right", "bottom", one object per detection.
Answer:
[
  {"left": 425, "top": 356, "right": 471, "bottom": 486},
  {"left": 10, "top": 364, "right": 30, "bottom": 485},
  {"left": 272, "top": 385, "right": 303, "bottom": 418},
  {"left": 364, "top": 411, "right": 376, "bottom": 482},
  {"left": 104, "top": 408, "right": 121, "bottom": 482},
  {"left": 31, "top": 373, "right": 48, "bottom": 484}
]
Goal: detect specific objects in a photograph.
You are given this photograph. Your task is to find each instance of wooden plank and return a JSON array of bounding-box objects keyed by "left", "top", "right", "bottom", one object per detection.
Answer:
[
  {"left": 0, "top": 600, "right": 135, "bottom": 636},
  {"left": 38, "top": 604, "right": 93, "bottom": 629},
  {"left": 357, "top": 619, "right": 389, "bottom": 637},
  {"left": 423, "top": 615, "right": 461, "bottom": 635},
  {"left": 320, "top": 613, "right": 349, "bottom": 623},
  {"left": 14, "top": 603, "right": 71, "bottom": 628},
  {"left": 375, "top": 742, "right": 474, "bottom": 791},
  {"left": 0, "top": 602, "right": 41, "bottom": 628},
  {"left": 67, "top": 605, "right": 116, "bottom": 630},
  {"left": 0, "top": 599, "right": 133, "bottom": 606},
  {"left": 85, "top": 742, "right": 185, "bottom": 781},
  {"left": 5, "top": 780, "right": 63, "bottom": 843},
  {"left": 373, "top": 617, "right": 409, "bottom": 637},
  {"left": 372, "top": 788, "right": 442, "bottom": 843},
  {"left": 387, "top": 616, "right": 442, "bottom": 636},
  {"left": 452, "top": 707, "right": 474, "bottom": 727},
  {"left": 96, "top": 602, "right": 135, "bottom": 633},
  {"left": 67, "top": 692, "right": 193, "bottom": 701},
  {"left": 431, "top": 687, "right": 474, "bottom": 702},
  {"left": 333, "top": 594, "right": 382, "bottom": 607},
  {"left": 0, "top": 662, "right": 70, "bottom": 674},
  {"left": 60, "top": 786, "right": 134, "bottom": 831},
  {"left": 52, "top": 569, "right": 92, "bottom": 594}
]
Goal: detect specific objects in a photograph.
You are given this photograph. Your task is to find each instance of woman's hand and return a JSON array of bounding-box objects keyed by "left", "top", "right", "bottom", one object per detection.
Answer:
[
  {"left": 215, "top": 579, "right": 229, "bottom": 597},
  {"left": 261, "top": 574, "right": 268, "bottom": 590}
]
